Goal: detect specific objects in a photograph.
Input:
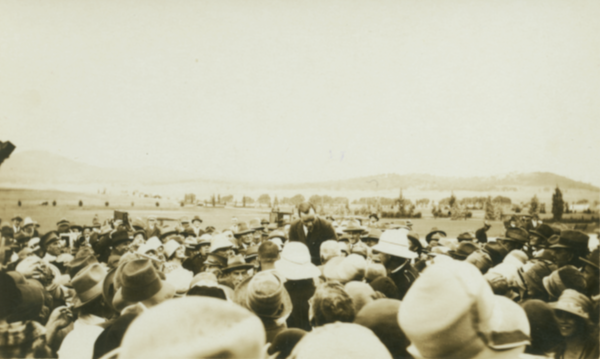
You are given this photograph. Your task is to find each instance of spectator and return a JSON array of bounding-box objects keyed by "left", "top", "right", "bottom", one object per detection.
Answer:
[
  {"left": 309, "top": 281, "right": 355, "bottom": 328},
  {"left": 288, "top": 202, "right": 338, "bottom": 265},
  {"left": 268, "top": 328, "right": 307, "bottom": 359},
  {"left": 552, "top": 289, "right": 599, "bottom": 359}
]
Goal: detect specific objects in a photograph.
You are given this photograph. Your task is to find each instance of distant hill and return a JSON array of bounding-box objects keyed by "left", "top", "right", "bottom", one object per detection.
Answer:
[
  {"left": 1, "top": 151, "right": 598, "bottom": 194},
  {"left": 282, "top": 173, "right": 600, "bottom": 192},
  {"left": 0, "top": 150, "right": 201, "bottom": 186}
]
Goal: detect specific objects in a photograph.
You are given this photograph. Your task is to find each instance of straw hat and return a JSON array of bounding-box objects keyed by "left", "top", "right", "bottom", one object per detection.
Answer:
[
  {"left": 372, "top": 229, "right": 417, "bottom": 259},
  {"left": 275, "top": 242, "right": 321, "bottom": 280},
  {"left": 551, "top": 289, "right": 593, "bottom": 319}
]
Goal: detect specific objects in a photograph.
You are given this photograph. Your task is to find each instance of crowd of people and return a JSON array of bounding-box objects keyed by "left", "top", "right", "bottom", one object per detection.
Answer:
[{"left": 0, "top": 201, "right": 598, "bottom": 359}]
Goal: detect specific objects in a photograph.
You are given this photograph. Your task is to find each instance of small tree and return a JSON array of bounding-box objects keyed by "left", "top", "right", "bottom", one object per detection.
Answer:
[
  {"left": 211, "top": 195, "right": 216, "bottom": 207},
  {"left": 156, "top": 202, "right": 160, "bottom": 207},
  {"left": 529, "top": 195, "right": 539, "bottom": 215},
  {"left": 105, "top": 201, "right": 109, "bottom": 207},
  {"left": 243, "top": 196, "right": 246, "bottom": 208},
  {"left": 79, "top": 200, "right": 83, "bottom": 207},
  {"left": 217, "top": 194, "right": 221, "bottom": 204},
  {"left": 552, "top": 186, "right": 564, "bottom": 221},
  {"left": 485, "top": 196, "right": 496, "bottom": 220},
  {"left": 52, "top": 200, "right": 56, "bottom": 206},
  {"left": 258, "top": 194, "right": 271, "bottom": 206},
  {"left": 449, "top": 193, "right": 457, "bottom": 208},
  {"left": 540, "top": 203, "right": 546, "bottom": 214},
  {"left": 17, "top": 200, "right": 21, "bottom": 207}
]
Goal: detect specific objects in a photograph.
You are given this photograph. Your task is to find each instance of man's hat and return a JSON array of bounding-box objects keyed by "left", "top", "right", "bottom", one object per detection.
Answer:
[
  {"left": 56, "top": 218, "right": 70, "bottom": 226},
  {"left": 66, "top": 252, "right": 99, "bottom": 279},
  {"left": 275, "top": 242, "right": 321, "bottom": 280},
  {"left": 425, "top": 228, "right": 447, "bottom": 244},
  {"left": 113, "top": 259, "right": 175, "bottom": 312},
  {"left": 191, "top": 216, "right": 203, "bottom": 224},
  {"left": 71, "top": 263, "right": 107, "bottom": 308},
  {"left": 40, "top": 231, "right": 60, "bottom": 249},
  {"left": 399, "top": 260, "right": 530, "bottom": 359},
  {"left": 234, "top": 222, "right": 255, "bottom": 237},
  {"left": 372, "top": 229, "right": 417, "bottom": 259},
  {"left": 268, "top": 230, "right": 286, "bottom": 240},
  {"left": 448, "top": 241, "right": 478, "bottom": 260},
  {"left": 542, "top": 265, "right": 586, "bottom": 299},
  {"left": 180, "top": 217, "right": 190, "bottom": 224},
  {"left": 204, "top": 253, "right": 228, "bottom": 268},
  {"left": 22, "top": 217, "right": 34, "bottom": 227},
  {"left": 245, "top": 245, "right": 259, "bottom": 261},
  {"left": 343, "top": 221, "right": 367, "bottom": 234},
  {"left": 457, "top": 232, "right": 475, "bottom": 242},
  {"left": 4, "top": 271, "right": 45, "bottom": 323},
  {"left": 164, "top": 239, "right": 184, "bottom": 259},
  {"left": 548, "top": 230, "right": 589, "bottom": 252},
  {"left": 159, "top": 229, "right": 178, "bottom": 241},
  {"left": 249, "top": 219, "right": 264, "bottom": 231},
  {"left": 133, "top": 230, "right": 147, "bottom": 240},
  {"left": 579, "top": 247, "right": 599, "bottom": 269},
  {"left": 529, "top": 224, "right": 555, "bottom": 241},
  {"left": 483, "top": 242, "right": 508, "bottom": 266},
  {"left": 501, "top": 228, "right": 529, "bottom": 243},
  {"left": 12, "top": 215, "right": 23, "bottom": 221},
  {"left": 368, "top": 213, "right": 379, "bottom": 221},
  {"left": 111, "top": 230, "right": 132, "bottom": 247},
  {"left": 210, "top": 234, "right": 234, "bottom": 253},
  {"left": 362, "top": 229, "right": 382, "bottom": 244},
  {"left": 222, "top": 255, "right": 253, "bottom": 274},
  {"left": 236, "top": 272, "right": 293, "bottom": 320},
  {"left": 69, "top": 223, "right": 83, "bottom": 232},
  {"left": 260, "top": 219, "right": 270, "bottom": 225}
]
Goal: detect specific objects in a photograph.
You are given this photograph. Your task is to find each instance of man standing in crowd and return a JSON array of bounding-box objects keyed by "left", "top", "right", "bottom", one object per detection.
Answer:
[{"left": 289, "top": 202, "right": 337, "bottom": 265}]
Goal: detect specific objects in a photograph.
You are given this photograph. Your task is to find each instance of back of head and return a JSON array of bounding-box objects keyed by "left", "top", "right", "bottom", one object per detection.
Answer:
[
  {"left": 119, "top": 297, "right": 266, "bottom": 359},
  {"left": 369, "top": 276, "right": 400, "bottom": 300},
  {"left": 354, "top": 298, "right": 410, "bottom": 358},
  {"left": 258, "top": 241, "right": 279, "bottom": 264},
  {"left": 297, "top": 202, "right": 315, "bottom": 216},
  {"left": 310, "top": 282, "right": 355, "bottom": 327},
  {"left": 520, "top": 299, "right": 562, "bottom": 355},
  {"left": 289, "top": 322, "right": 392, "bottom": 359},
  {"left": 344, "top": 281, "right": 375, "bottom": 313},
  {"left": 320, "top": 240, "right": 341, "bottom": 263}
]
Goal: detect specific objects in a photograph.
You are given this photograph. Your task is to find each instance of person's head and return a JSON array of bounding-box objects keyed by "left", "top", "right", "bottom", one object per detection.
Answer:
[
  {"left": 542, "top": 265, "right": 586, "bottom": 300},
  {"left": 223, "top": 255, "right": 253, "bottom": 288},
  {"left": 548, "top": 247, "right": 574, "bottom": 268},
  {"left": 520, "top": 300, "right": 562, "bottom": 355},
  {"left": 119, "top": 297, "right": 266, "bottom": 359},
  {"left": 548, "top": 230, "right": 590, "bottom": 267},
  {"left": 371, "top": 229, "right": 417, "bottom": 272},
  {"left": 522, "top": 261, "right": 557, "bottom": 301},
  {"left": 309, "top": 281, "right": 355, "bottom": 328},
  {"left": 12, "top": 215, "right": 22, "bottom": 228},
  {"left": 552, "top": 289, "right": 593, "bottom": 339},
  {"left": 320, "top": 240, "right": 341, "bottom": 264},
  {"left": 40, "top": 231, "right": 62, "bottom": 256},
  {"left": 344, "top": 282, "right": 375, "bottom": 313},
  {"left": 498, "top": 238, "right": 523, "bottom": 252},
  {"left": 580, "top": 247, "right": 599, "bottom": 297},
  {"left": 298, "top": 202, "right": 317, "bottom": 231},
  {"left": 258, "top": 241, "right": 279, "bottom": 267},
  {"left": 354, "top": 299, "right": 410, "bottom": 358},
  {"left": 289, "top": 322, "right": 392, "bottom": 359},
  {"left": 147, "top": 216, "right": 156, "bottom": 227},
  {"left": 268, "top": 329, "right": 307, "bottom": 359}
]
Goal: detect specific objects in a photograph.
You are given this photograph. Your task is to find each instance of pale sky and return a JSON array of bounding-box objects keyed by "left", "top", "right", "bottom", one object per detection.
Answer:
[{"left": 1, "top": 0, "right": 599, "bottom": 185}]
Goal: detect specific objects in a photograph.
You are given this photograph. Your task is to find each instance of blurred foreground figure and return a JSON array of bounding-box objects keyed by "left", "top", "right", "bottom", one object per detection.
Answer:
[{"left": 119, "top": 297, "right": 266, "bottom": 359}]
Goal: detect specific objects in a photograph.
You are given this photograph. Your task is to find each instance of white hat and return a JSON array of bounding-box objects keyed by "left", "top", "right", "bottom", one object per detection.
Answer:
[
  {"left": 164, "top": 240, "right": 183, "bottom": 259},
  {"left": 22, "top": 217, "right": 34, "bottom": 227},
  {"left": 210, "top": 234, "right": 234, "bottom": 253},
  {"left": 199, "top": 233, "right": 213, "bottom": 243},
  {"left": 275, "top": 242, "right": 321, "bottom": 280},
  {"left": 146, "top": 237, "right": 163, "bottom": 251},
  {"left": 269, "top": 238, "right": 283, "bottom": 251},
  {"left": 28, "top": 237, "right": 41, "bottom": 251},
  {"left": 372, "top": 229, "right": 417, "bottom": 259}
]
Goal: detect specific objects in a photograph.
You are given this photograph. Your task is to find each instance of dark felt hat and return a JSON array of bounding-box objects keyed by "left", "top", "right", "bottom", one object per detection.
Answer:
[
  {"left": 71, "top": 263, "right": 107, "bottom": 308},
  {"left": 457, "top": 232, "right": 474, "bottom": 242},
  {"left": 245, "top": 245, "right": 259, "bottom": 261},
  {"left": 222, "top": 255, "right": 253, "bottom": 274},
  {"left": 11, "top": 215, "right": 23, "bottom": 221},
  {"left": 343, "top": 221, "right": 367, "bottom": 233},
  {"left": 56, "top": 218, "right": 70, "bottom": 226},
  {"left": 111, "top": 230, "right": 132, "bottom": 247},
  {"left": 483, "top": 242, "right": 508, "bottom": 266},
  {"left": 548, "top": 230, "right": 589, "bottom": 253},
  {"left": 112, "top": 259, "right": 175, "bottom": 311},
  {"left": 502, "top": 227, "right": 529, "bottom": 243},
  {"left": 40, "top": 231, "right": 60, "bottom": 249},
  {"left": 368, "top": 213, "right": 379, "bottom": 221},
  {"left": 529, "top": 224, "right": 555, "bottom": 241},
  {"left": 523, "top": 260, "right": 557, "bottom": 294},
  {"left": 5, "top": 271, "right": 45, "bottom": 323},
  {"left": 159, "top": 229, "right": 178, "bottom": 241},
  {"left": 425, "top": 228, "right": 447, "bottom": 243},
  {"left": 204, "top": 253, "right": 229, "bottom": 268},
  {"left": 191, "top": 215, "right": 203, "bottom": 224},
  {"left": 66, "top": 253, "right": 99, "bottom": 279},
  {"left": 580, "top": 247, "right": 599, "bottom": 270},
  {"left": 268, "top": 329, "right": 307, "bottom": 357},
  {"left": 448, "top": 241, "right": 478, "bottom": 260}
]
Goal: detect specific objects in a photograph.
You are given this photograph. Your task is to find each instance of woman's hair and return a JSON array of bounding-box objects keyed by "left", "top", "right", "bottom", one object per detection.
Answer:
[
  {"left": 520, "top": 300, "right": 563, "bottom": 355},
  {"left": 309, "top": 281, "right": 355, "bottom": 328}
]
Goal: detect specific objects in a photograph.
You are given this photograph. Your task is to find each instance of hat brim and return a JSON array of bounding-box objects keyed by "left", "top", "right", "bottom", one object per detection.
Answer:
[
  {"left": 425, "top": 230, "right": 447, "bottom": 243},
  {"left": 71, "top": 281, "right": 104, "bottom": 309},
  {"left": 113, "top": 280, "right": 175, "bottom": 312},
  {"left": 551, "top": 302, "right": 589, "bottom": 320},
  {"left": 222, "top": 263, "right": 254, "bottom": 274},
  {"left": 372, "top": 242, "right": 417, "bottom": 259},
  {"left": 233, "top": 229, "right": 255, "bottom": 237},
  {"left": 235, "top": 275, "right": 293, "bottom": 320},
  {"left": 528, "top": 230, "right": 548, "bottom": 240},
  {"left": 579, "top": 257, "right": 599, "bottom": 270},
  {"left": 275, "top": 259, "right": 321, "bottom": 280}
]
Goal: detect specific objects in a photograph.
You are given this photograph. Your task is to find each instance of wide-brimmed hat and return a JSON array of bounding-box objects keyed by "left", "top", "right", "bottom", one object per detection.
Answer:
[
  {"left": 542, "top": 265, "right": 586, "bottom": 299},
  {"left": 529, "top": 224, "right": 555, "bottom": 241},
  {"left": 500, "top": 228, "right": 529, "bottom": 243},
  {"left": 269, "top": 230, "right": 286, "bottom": 240},
  {"left": 483, "top": 242, "right": 508, "bottom": 266},
  {"left": 368, "top": 213, "right": 379, "bottom": 221},
  {"left": 245, "top": 245, "right": 259, "bottom": 261},
  {"left": 457, "top": 232, "right": 475, "bottom": 242},
  {"left": 71, "top": 263, "right": 107, "bottom": 308},
  {"left": 164, "top": 239, "right": 184, "bottom": 259},
  {"left": 448, "top": 241, "right": 478, "bottom": 260},
  {"left": 236, "top": 272, "right": 293, "bottom": 320},
  {"left": 399, "top": 260, "right": 530, "bottom": 359},
  {"left": 234, "top": 222, "right": 255, "bottom": 237},
  {"left": 66, "top": 252, "right": 99, "bottom": 279},
  {"left": 249, "top": 219, "right": 264, "bottom": 231},
  {"left": 324, "top": 254, "right": 367, "bottom": 284},
  {"left": 190, "top": 215, "right": 202, "bottom": 224},
  {"left": 425, "top": 228, "right": 447, "bottom": 244},
  {"left": 203, "top": 253, "right": 229, "bottom": 268},
  {"left": 4, "top": 271, "right": 45, "bottom": 323},
  {"left": 69, "top": 223, "right": 83, "bottom": 232},
  {"left": 210, "top": 235, "right": 234, "bottom": 253},
  {"left": 362, "top": 229, "right": 382, "bottom": 243},
  {"left": 580, "top": 247, "right": 599, "bottom": 269},
  {"left": 522, "top": 260, "right": 557, "bottom": 294},
  {"left": 111, "top": 230, "right": 132, "bottom": 247},
  {"left": 12, "top": 215, "right": 23, "bottom": 221},
  {"left": 22, "top": 217, "right": 34, "bottom": 227},
  {"left": 372, "top": 229, "right": 417, "bottom": 259},
  {"left": 222, "top": 255, "right": 254, "bottom": 274},
  {"left": 343, "top": 221, "right": 367, "bottom": 234},
  {"left": 56, "top": 218, "right": 70, "bottom": 226},
  {"left": 275, "top": 242, "right": 321, "bottom": 280},
  {"left": 40, "top": 231, "right": 60, "bottom": 249},
  {"left": 551, "top": 289, "right": 593, "bottom": 319},
  {"left": 548, "top": 230, "right": 589, "bottom": 253},
  {"left": 113, "top": 259, "right": 175, "bottom": 312}
]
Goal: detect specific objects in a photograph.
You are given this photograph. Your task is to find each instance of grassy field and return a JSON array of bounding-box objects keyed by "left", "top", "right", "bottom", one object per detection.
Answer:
[{"left": 1, "top": 188, "right": 597, "bottom": 242}]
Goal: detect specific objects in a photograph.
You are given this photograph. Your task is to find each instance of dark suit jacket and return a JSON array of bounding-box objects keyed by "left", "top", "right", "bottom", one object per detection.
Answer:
[{"left": 288, "top": 217, "right": 337, "bottom": 265}]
